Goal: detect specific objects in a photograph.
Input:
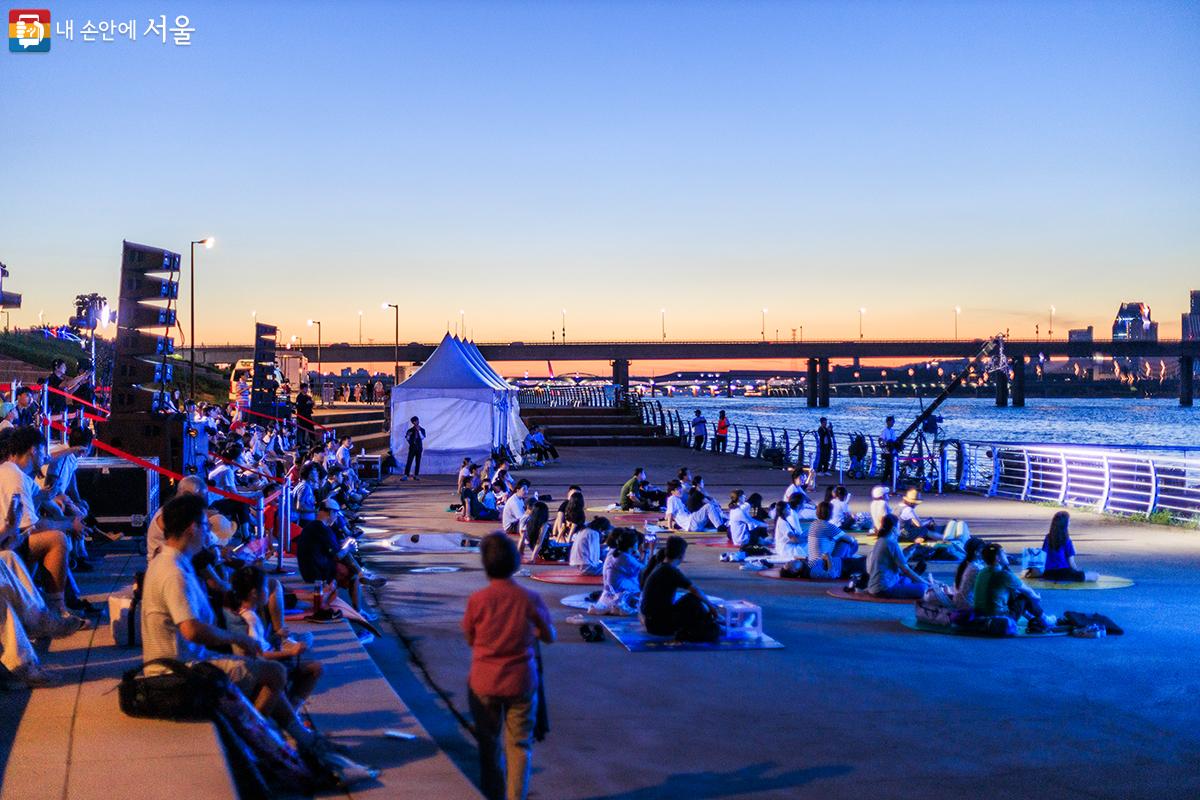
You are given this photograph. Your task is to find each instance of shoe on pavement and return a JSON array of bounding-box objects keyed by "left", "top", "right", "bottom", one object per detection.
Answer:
[
  {"left": 361, "top": 573, "right": 388, "bottom": 588},
  {"left": 11, "top": 664, "right": 58, "bottom": 688}
]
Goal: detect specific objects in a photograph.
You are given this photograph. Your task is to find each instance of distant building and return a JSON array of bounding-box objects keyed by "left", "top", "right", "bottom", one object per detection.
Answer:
[
  {"left": 1067, "top": 326, "right": 1093, "bottom": 343},
  {"left": 1182, "top": 290, "right": 1200, "bottom": 341},
  {"left": 1112, "top": 302, "right": 1157, "bottom": 341}
]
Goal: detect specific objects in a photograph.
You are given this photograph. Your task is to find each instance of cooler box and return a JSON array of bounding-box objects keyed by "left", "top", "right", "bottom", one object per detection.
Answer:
[
  {"left": 357, "top": 454, "right": 382, "bottom": 481},
  {"left": 76, "top": 456, "right": 160, "bottom": 535}
]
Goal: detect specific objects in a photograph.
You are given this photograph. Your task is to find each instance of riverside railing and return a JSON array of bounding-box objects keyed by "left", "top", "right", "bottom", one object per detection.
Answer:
[
  {"left": 949, "top": 440, "right": 1200, "bottom": 525},
  {"left": 518, "top": 386, "right": 617, "bottom": 408},
  {"left": 639, "top": 399, "right": 878, "bottom": 477}
]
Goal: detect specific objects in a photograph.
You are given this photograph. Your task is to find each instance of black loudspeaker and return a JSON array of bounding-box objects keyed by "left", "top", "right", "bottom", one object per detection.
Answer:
[
  {"left": 250, "top": 322, "right": 278, "bottom": 416},
  {"left": 76, "top": 456, "right": 161, "bottom": 534},
  {"left": 109, "top": 241, "right": 180, "bottom": 414},
  {"left": 99, "top": 415, "right": 205, "bottom": 481}
]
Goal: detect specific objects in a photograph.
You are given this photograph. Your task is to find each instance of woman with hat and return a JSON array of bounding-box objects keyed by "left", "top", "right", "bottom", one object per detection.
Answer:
[{"left": 897, "top": 488, "right": 946, "bottom": 542}]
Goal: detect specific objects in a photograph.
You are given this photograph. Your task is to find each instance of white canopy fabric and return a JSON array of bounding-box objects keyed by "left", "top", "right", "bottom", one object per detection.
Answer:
[{"left": 390, "top": 334, "right": 527, "bottom": 473}]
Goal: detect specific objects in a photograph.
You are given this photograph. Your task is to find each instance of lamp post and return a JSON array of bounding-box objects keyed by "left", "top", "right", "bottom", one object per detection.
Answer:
[
  {"left": 561, "top": 308, "right": 566, "bottom": 344},
  {"left": 954, "top": 306, "right": 961, "bottom": 340},
  {"left": 459, "top": 309, "right": 465, "bottom": 338},
  {"left": 859, "top": 307, "right": 866, "bottom": 340},
  {"left": 37, "top": 309, "right": 43, "bottom": 327},
  {"left": 761, "top": 308, "right": 768, "bottom": 341},
  {"left": 188, "top": 236, "right": 214, "bottom": 398},
  {"left": 660, "top": 308, "right": 666, "bottom": 341},
  {"left": 1049, "top": 305, "right": 1056, "bottom": 340},
  {"left": 357, "top": 310, "right": 363, "bottom": 345},
  {"left": 307, "top": 319, "right": 322, "bottom": 396},
  {"left": 251, "top": 309, "right": 257, "bottom": 328},
  {"left": 383, "top": 303, "right": 399, "bottom": 383}
]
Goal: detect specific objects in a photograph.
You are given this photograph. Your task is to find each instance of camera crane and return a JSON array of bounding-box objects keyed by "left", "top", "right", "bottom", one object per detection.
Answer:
[{"left": 894, "top": 334, "right": 1004, "bottom": 450}]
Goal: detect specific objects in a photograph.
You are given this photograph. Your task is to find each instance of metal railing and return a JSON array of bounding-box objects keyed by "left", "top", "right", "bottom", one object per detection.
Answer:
[
  {"left": 639, "top": 399, "right": 877, "bottom": 477},
  {"left": 951, "top": 440, "right": 1200, "bottom": 525},
  {"left": 517, "top": 385, "right": 636, "bottom": 409}
]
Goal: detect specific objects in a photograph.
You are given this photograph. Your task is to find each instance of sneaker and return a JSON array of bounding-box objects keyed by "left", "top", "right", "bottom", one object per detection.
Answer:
[
  {"left": 49, "top": 614, "right": 87, "bottom": 638},
  {"left": 11, "top": 664, "right": 58, "bottom": 688},
  {"left": 320, "top": 751, "right": 380, "bottom": 788},
  {"left": 355, "top": 630, "right": 376, "bottom": 646},
  {"left": 1026, "top": 616, "right": 1049, "bottom": 634},
  {"left": 357, "top": 607, "right": 380, "bottom": 622},
  {"left": 360, "top": 573, "right": 387, "bottom": 589}
]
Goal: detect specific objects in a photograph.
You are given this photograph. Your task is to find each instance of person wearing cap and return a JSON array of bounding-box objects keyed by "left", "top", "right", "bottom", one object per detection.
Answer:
[
  {"left": 295, "top": 499, "right": 381, "bottom": 620},
  {"left": 897, "top": 488, "right": 946, "bottom": 542},
  {"left": 868, "top": 486, "right": 892, "bottom": 532}
]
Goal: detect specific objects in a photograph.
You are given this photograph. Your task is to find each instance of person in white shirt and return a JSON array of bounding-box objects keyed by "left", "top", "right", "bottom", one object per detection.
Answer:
[
  {"left": 880, "top": 415, "right": 898, "bottom": 484},
  {"left": 664, "top": 481, "right": 688, "bottom": 530},
  {"left": 829, "top": 485, "right": 854, "bottom": 530},
  {"left": 569, "top": 518, "right": 609, "bottom": 575},
  {"left": 772, "top": 500, "right": 807, "bottom": 560},
  {"left": 727, "top": 490, "right": 769, "bottom": 550},
  {"left": 679, "top": 488, "right": 724, "bottom": 532},
  {"left": 869, "top": 486, "right": 892, "bottom": 532},
  {"left": 502, "top": 479, "right": 530, "bottom": 536},
  {"left": 782, "top": 468, "right": 812, "bottom": 505},
  {"left": 897, "top": 488, "right": 946, "bottom": 542}
]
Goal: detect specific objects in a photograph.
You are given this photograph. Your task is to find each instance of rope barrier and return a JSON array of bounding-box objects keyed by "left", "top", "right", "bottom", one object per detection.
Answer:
[
  {"left": 209, "top": 451, "right": 285, "bottom": 485},
  {"left": 240, "top": 405, "right": 330, "bottom": 431}
]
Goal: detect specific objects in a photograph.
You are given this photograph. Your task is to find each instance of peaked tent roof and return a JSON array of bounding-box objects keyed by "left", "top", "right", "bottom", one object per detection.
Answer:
[
  {"left": 399, "top": 333, "right": 496, "bottom": 390},
  {"left": 457, "top": 338, "right": 513, "bottom": 391}
]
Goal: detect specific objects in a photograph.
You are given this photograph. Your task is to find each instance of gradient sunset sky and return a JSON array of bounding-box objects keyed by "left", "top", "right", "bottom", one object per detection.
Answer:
[{"left": 4, "top": 0, "right": 1198, "bottom": 367}]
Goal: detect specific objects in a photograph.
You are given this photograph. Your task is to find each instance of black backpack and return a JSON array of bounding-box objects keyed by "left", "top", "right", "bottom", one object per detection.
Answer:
[{"left": 118, "top": 658, "right": 228, "bottom": 721}]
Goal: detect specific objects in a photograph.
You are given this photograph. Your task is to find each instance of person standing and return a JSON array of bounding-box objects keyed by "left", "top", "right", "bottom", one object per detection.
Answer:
[
  {"left": 816, "top": 417, "right": 834, "bottom": 475},
  {"left": 294, "top": 384, "right": 315, "bottom": 448},
  {"left": 879, "top": 415, "right": 898, "bottom": 486},
  {"left": 714, "top": 410, "right": 729, "bottom": 453},
  {"left": 462, "top": 533, "right": 555, "bottom": 800},
  {"left": 691, "top": 409, "right": 708, "bottom": 451},
  {"left": 402, "top": 416, "right": 426, "bottom": 481}
]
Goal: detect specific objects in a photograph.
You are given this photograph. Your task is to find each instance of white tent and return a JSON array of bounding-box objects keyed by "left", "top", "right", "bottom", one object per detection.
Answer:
[{"left": 389, "top": 334, "right": 528, "bottom": 474}]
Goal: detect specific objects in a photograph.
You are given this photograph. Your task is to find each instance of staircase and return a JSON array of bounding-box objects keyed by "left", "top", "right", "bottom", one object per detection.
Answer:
[
  {"left": 313, "top": 406, "right": 390, "bottom": 453},
  {"left": 0, "top": 355, "right": 47, "bottom": 387},
  {"left": 520, "top": 406, "right": 675, "bottom": 447}
]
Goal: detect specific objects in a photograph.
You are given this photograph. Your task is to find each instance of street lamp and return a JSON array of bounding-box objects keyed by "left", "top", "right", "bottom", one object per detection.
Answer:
[
  {"left": 859, "top": 307, "right": 866, "bottom": 340},
  {"left": 307, "top": 319, "right": 322, "bottom": 395},
  {"left": 561, "top": 308, "right": 566, "bottom": 344},
  {"left": 357, "top": 310, "right": 363, "bottom": 345},
  {"left": 954, "top": 306, "right": 961, "bottom": 340},
  {"left": 251, "top": 309, "right": 257, "bottom": 328},
  {"left": 37, "top": 309, "right": 43, "bottom": 327},
  {"left": 382, "top": 302, "right": 399, "bottom": 383},
  {"left": 188, "top": 236, "right": 214, "bottom": 398},
  {"left": 660, "top": 308, "right": 666, "bottom": 341},
  {"left": 1049, "top": 305, "right": 1056, "bottom": 340},
  {"left": 459, "top": 309, "right": 465, "bottom": 338},
  {"left": 761, "top": 308, "right": 768, "bottom": 341}
]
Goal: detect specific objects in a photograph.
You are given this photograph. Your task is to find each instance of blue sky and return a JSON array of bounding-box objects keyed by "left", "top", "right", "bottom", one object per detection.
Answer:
[{"left": 3, "top": 0, "right": 1198, "bottom": 352}]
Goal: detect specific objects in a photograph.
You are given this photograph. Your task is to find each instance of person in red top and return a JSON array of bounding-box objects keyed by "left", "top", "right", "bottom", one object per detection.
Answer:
[
  {"left": 714, "top": 410, "right": 730, "bottom": 453},
  {"left": 462, "top": 533, "right": 556, "bottom": 800}
]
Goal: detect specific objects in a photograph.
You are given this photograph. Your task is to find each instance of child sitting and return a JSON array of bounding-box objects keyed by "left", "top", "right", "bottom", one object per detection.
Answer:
[{"left": 590, "top": 528, "right": 645, "bottom": 615}]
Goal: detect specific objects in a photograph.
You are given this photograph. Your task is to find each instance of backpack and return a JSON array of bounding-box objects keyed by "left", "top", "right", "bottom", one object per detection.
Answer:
[
  {"left": 1062, "top": 610, "right": 1124, "bottom": 635},
  {"left": 914, "top": 599, "right": 955, "bottom": 627},
  {"left": 118, "top": 658, "right": 226, "bottom": 721},
  {"left": 849, "top": 434, "right": 868, "bottom": 459}
]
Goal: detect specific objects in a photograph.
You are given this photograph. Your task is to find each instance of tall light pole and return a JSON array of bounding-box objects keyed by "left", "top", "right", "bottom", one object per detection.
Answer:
[
  {"left": 188, "top": 236, "right": 214, "bottom": 398},
  {"left": 761, "top": 308, "right": 768, "bottom": 341},
  {"left": 290, "top": 334, "right": 302, "bottom": 351},
  {"left": 859, "top": 307, "right": 866, "bottom": 340},
  {"left": 1049, "top": 305, "right": 1056, "bottom": 340},
  {"left": 954, "top": 306, "right": 961, "bottom": 340},
  {"left": 357, "top": 310, "right": 363, "bottom": 345},
  {"left": 307, "top": 319, "right": 322, "bottom": 396},
  {"left": 459, "top": 309, "right": 465, "bottom": 338},
  {"left": 251, "top": 309, "right": 257, "bottom": 328},
  {"left": 660, "top": 308, "right": 666, "bottom": 341},
  {"left": 383, "top": 303, "right": 399, "bottom": 383}
]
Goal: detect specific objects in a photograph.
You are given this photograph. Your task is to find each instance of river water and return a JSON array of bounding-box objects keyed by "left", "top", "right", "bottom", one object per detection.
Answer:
[{"left": 652, "top": 395, "right": 1200, "bottom": 449}]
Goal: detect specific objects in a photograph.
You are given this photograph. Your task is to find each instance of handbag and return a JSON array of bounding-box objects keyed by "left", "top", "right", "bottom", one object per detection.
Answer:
[
  {"left": 118, "top": 658, "right": 226, "bottom": 720},
  {"left": 915, "top": 599, "right": 955, "bottom": 627}
]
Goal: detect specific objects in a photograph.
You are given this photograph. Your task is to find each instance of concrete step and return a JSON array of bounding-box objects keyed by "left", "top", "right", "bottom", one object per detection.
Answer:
[
  {"left": 553, "top": 434, "right": 678, "bottom": 446},
  {"left": 313, "top": 406, "right": 388, "bottom": 426},
  {"left": 538, "top": 424, "right": 658, "bottom": 437}
]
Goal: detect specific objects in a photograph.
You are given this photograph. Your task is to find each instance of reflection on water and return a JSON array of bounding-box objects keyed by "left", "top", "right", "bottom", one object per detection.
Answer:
[{"left": 653, "top": 396, "right": 1200, "bottom": 448}]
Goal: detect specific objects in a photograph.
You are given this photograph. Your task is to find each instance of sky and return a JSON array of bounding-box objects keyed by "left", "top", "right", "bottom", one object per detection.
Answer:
[{"left": 3, "top": 0, "right": 1198, "bottom": 374}]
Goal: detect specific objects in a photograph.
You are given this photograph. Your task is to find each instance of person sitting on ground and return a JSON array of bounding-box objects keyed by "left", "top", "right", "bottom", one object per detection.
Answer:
[
  {"left": 460, "top": 471, "right": 499, "bottom": 521},
  {"left": 679, "top": 487, "right": 725, "bottom": 532},
  {"left": 639, "top": 536, "right": 720, "bottom": 642},
  {"left": 528, "top": 425, "right": 559, "bottom": 462},
  {"left": 745, "top": 492, "right": 769, "bottom": 522},
  {"left": 142, "top": 493, "right": 340, "bottom": 761},
  {"left": 869, "top": 486, "right": 892, "bottom": 532},
  {"left": 807, "top": 501, "right": 864, "bottom": 580},
  {"left": 974, "top": 542, "right": 1054, "bottom": 632},
  {"left": 1039, "top": 511, "right": 1098, "bottom": 583},
  {"left": 592, "top": 527, "right": 645, "bottom": 615},
  {"left": 896, "top": 488, "right": 946, "bottom": 542},
  {"left": 225, "top": 564, "right": 323, "bottom": 707},
  {"left": 462, "top": 532, "right": 556, "bottom": 800},
  {"left": 773, "top": 499, "right": 807, "bottom": 561},
  {"left": 953, "top": 536, "right": 987, "bottom": 610},
  {"left": 550, "top": 486, "right": 582, "bottom": 541},
  {"left": 457, "top": 458, "right": 474, "bottom": 494},
  {"left": 727, "top": 490, "right": 769, "bottom": 551},
  {"left": 829, "top": 485, "right": 855, "bottom": 530},
  {"left": 502, "top": 479, "right": 531, "bottom": 537},
  {"left": 519, "top": 501, "right": 553, "bottom": 560},
  {"left": 569, "top": 516, "right": 610, "bottom": 576},
  {"left": 493, "top": 460, "right": 515, "bottom": 494},
  {"left": 783, "top": 467, "right": 813, "bottom": 505},
  {"left": 663, "top": 480, "right": 687, "bottom": 530},
  {"left": 866, "top": 514, "right": 930, "bottom": 599},
  {"left": 620, "top": 468, "right": 660, "bottom": 512}
]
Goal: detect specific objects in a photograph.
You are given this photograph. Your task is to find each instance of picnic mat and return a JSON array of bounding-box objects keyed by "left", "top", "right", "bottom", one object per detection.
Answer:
[
  {"left": 586, "top": 506, "right": 663, "bottom": 518},
  {"left": 599, "top": 616, "right": 784, "bottom": 653},
  {"left": 358, "top": 533, "right": 480, "bottom": 554},
  {"left": 755, "top": 568, "right": 836, "bottom": 582},
  {"left": 900, "top": 618, "right": 1069, "bottom": 638},
  {"left": 1024, "top": 574, "right": 1133, "bottom": 591},
  {"left": 824, "top": 588, "right": 913, "bottom": 605},
  {"left": 529, "top": 569, "right": 602, "bottom": 585},
  {"left": 560, "top": 591, "right": 725, "bottom": 611}
]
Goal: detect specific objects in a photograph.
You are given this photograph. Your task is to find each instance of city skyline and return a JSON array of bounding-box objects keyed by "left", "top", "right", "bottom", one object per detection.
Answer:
[{"left": 3, "top": 1, "right": 1197, "bottom": 349}]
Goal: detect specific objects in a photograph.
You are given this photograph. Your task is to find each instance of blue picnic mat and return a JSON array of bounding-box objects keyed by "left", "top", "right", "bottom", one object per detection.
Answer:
[{"left": 599, "top": 616, "right": 784, "bottom": 653}]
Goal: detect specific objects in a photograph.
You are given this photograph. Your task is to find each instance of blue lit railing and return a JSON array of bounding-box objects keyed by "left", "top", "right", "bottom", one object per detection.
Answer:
[{"left": 952, "top": 440, "right": 1200, "bottom": 525}]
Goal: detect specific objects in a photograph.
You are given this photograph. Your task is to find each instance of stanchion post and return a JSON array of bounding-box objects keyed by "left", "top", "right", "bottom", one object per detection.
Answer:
[{"left": 40, "top": 384, "right": 50, "bottom": 449}]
